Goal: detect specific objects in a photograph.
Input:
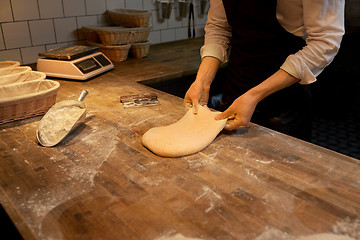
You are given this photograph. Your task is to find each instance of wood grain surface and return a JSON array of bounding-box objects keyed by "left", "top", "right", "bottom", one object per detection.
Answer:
[
  {"left": 0, "top": 71, "right": 359, "bottom": 240},
  {"left": 111, "top": 37, "right": 204, "bottom": 85}
]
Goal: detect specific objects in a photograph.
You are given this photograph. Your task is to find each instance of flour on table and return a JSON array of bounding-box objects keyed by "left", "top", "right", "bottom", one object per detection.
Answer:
[
  {"left": 255, "top": 227, "right": 356, "bottom": 240},
  {"left": 155, "top": 233, "right": 203, "bottom": 240},
  {"left": 38, "top": 104, "right": 84, "bottom": 145},
  {"left": 297, "top": 233, "right": 355, "bottom": 240},
  {"left": 142, "top": 105, "right": 227, "bottom": 157}
]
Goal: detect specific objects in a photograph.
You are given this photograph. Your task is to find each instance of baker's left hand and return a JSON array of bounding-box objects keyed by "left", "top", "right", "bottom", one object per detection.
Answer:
[{"left": 184, "top": 80, "right": 210, "bottom": 114}]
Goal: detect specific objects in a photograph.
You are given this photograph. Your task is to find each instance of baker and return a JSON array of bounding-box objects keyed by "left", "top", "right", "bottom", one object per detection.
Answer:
[{"left": 184, "top": 0, "right": 345, "bottom": 141}]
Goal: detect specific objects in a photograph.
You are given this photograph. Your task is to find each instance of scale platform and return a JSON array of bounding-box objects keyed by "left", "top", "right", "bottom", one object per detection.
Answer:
[{"left": 37, "top": 45, "right": 114, "bottom": 80}]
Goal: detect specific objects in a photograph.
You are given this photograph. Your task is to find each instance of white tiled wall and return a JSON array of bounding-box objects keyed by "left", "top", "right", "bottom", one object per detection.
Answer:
[{"left": 0, "top": 0, "right": 208, "bottom": 65}]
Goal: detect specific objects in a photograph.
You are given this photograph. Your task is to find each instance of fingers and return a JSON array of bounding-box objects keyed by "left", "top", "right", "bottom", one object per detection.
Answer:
[
  {"left": 184, "top": 98, "right": 199, "bottom": 115},
  {"left": 216, "top": 109, "right": 232, "bottom": 130},
  {"left": 216, "top": 109, "right": 249, "bottom": 131},
  {"left": 192, "top": 101, "right": 199, "bottom": 114},
  {"left": 184, "top": 80, "right": 211, "bottom": 115},
  {"left": 215, "top": 108, "right": 233, "bottom": 121},
  {"left": 184, "top": 98, "right": 193, "bottom": 109},
  {"left": 184, "top": 90, "right": 202, "bottom": 114},
  {"left": 223, "top": 120, "right": 239, "bottom": 131},
  {"left": 224, "top": 117, "right": 250, "bottom": 131}
]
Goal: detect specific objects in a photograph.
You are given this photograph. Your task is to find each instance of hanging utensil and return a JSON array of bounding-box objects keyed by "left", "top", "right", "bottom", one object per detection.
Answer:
[
  {"left": 178, "top": 0, "right": 189, "bottom": 18},
  {"left": 159, "top": 0, "right": 172, "bottom": 19},
  {"left": 188, "top": 0, "right": 195, "bottom": 38}
]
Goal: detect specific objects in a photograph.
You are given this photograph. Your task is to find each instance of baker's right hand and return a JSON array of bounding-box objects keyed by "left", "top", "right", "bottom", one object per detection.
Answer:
[
  {"left": 184, "top": 80, "right": 210, "bottom": 114},
  {"left": 215, "top": 93, "right": 257, "bottom": 131}
]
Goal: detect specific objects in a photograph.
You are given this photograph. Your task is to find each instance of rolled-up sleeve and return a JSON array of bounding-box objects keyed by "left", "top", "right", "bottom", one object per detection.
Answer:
[
  {"left": 200, "top": 0, "right": 232, "bottom": 64},
  {"left": 280, "top": 0, "right": 345, "bottom": 85}
]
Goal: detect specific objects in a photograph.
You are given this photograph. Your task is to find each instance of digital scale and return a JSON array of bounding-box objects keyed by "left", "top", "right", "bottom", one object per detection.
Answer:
[{"left": 37, "top": 45, "right": 114, "bottom": 80}]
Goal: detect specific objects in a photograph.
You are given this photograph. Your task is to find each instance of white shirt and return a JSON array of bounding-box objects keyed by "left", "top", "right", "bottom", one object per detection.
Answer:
[{"left": 201, "top": 0, "right": 345, "bottom": 84}]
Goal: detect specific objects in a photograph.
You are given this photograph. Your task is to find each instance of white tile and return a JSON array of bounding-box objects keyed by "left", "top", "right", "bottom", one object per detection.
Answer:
[
  {"left": 0, "top": 26, "right": 5, "bottom": 50},
  {"left": 175, "top": 27, "right": 188, "bottom": 41},
  {"left": 29, "top": 20, "right": 56, "bottom": 46},
  {"left": 0, "top": 49, "right": 22, "bottom": 63},
  {"left": 54, "top": 18, "right": 78, "bottom": 42},
  {"left": 98, "top": 15, "right": 112, "bottom": 24},
  {"left": 12, "top": 0, "right": 40, "bottom": 21},
  {"left": 21, "top": 46, "right": 46, "bottom": 65},
  {"left": 182, "top": 14, "right": 190, "bottom": 26},
  {"left": 85, "top": 0, "right": 107, "bottom": 15},
  {"left": 106, "top": 0, "right": 125, "bottom": 9},
  {"left": 168, "top": 8, "right": 183, "bottom": 28},
  {"left": 38, "top": 0, "right": 64, "bottom": 19},
  {"left": 194, "top": 5, "right": 207, "bottom": 26},
  {"left": 45, "top": 42, "right": 69, "bottom": 51},
  {"left": 196, "top": 14, "right": 207, "bottom": 26},
  {"left": 152, "top": 11, "right": 168, "bottom": 31},
  {"left": 2, "top": 22, "right": 31, "bottom": 49},
  {"left": 77, "top": 16, "right": 98, "bottom": 28},
  {"left": 160, "top": 29, "right": 175, "bottom": 43},
  {"left": 73, "top": 40, "right": 87, "bottom": 45},
  {"left": 77, "top": 16, "right": 98, "bottom": 40},
  {"left": 125, "top": 0, "right": 143, "bottom": 9},
  {"left": 148, "top": 30, "right": 161, "bottom": 44},
  {"left": 63, "top": 0, "right": 86, "bottom": 17},
  {"left": 183, "top": 16, "right": 206, "bottom": 29},
  {"left": 195, "top": 25, "right": 205, "bottom": 38},
  {"left": 143, "top": 0, "right": 157, "bottom": 10},
  {"left": 0, "top": 0, "right": 13, "bottom": 22}
]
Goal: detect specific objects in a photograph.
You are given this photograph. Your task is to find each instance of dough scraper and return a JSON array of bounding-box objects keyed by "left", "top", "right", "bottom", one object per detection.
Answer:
[{"left": 120, "top": 93, "right": 160, "bottom": 108}]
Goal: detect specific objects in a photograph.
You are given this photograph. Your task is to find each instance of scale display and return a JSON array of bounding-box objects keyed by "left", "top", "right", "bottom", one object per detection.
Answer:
[
  {"left": 37, "top": 46, "right": 114, "bottom": 80},
  {"left": 75, "top": 59, "right": 101, "bottom": 74}
]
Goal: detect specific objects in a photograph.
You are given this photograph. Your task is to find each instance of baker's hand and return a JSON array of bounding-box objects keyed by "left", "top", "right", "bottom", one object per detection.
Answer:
[
  {"left": 184, "top": 80, "right": 210, "bottom": 114},
  {"left": 215, "top": 94, "right": 257, "bottom": 131}
]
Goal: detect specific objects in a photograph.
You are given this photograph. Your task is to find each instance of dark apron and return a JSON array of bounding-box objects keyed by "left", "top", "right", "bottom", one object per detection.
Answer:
[{"left": 219, "top": 0, "right": 312, "bottom": 141}]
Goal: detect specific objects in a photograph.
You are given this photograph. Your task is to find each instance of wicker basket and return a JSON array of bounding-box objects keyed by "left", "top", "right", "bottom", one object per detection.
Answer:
[
  {"left": 0, "top": 80, "right": 60, "bottom": 124},
  {"left": 82, "top": 24, "right": 113, "bottom": 43},
  {"left": 87, "top": 41, "right": 131, "bottom": 62},
  {"left": 0, "top": 66, "right": 32, "bottom": 76},
  {"left": 95, "top": 25, "right": 151, "bottom": 45},
  {"left": 130, "top": 41, "right": 151, "bottom": 58},
  {"left": 0, "top": 61, "right": 20, "bottom": 69},
  {"left": 0, "top": 71, "right": 46, "bottom": 86},
  {"left": 108, "top": 9, "right": 151, "bottom": 27}
]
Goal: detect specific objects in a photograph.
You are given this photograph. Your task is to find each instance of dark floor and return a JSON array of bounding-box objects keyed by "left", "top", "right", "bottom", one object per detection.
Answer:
[
  {"left": 310, "top": 31, "right": 360, "bottom": 159},
  {"left": 311, "top": 90, "right": 360, "bottom": 159},
  {"left": 0, "top": 205, "right": 23, "bottom": 240}
]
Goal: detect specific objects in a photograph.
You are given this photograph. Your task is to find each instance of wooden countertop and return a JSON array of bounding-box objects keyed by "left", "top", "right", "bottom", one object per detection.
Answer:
[
  {"left": 0, "top": 70, "right": 359, "bottom": 240},
  {"left": 111, "top": 37, "right": 204, "bottom": 85}
]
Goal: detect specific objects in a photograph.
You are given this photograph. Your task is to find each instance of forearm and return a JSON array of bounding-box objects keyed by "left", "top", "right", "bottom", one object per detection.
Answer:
[
  {"left": 195, "top": 56, "right": 222, "bottom": 90},
  {"left": 215, "top": 69, "right": 300, "bottom": 129},
  {"left": 245, "top": 69, "right": 300, "bottom": 104},
  {"left": 184, "top": 56, "right": 222, "bottom": 112}
]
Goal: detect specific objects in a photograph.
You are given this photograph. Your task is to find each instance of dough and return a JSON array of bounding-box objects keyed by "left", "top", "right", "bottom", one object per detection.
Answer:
[{"left": 142, "top": 105, "right": 227, "bottom": 157}]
